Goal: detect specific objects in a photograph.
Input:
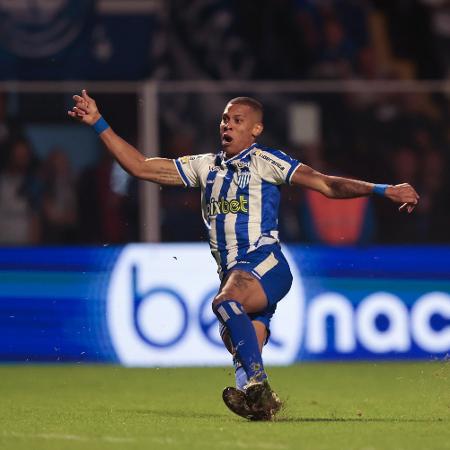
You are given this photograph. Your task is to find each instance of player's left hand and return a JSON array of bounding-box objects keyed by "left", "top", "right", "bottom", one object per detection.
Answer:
[{"left": 385, "top": 183, "right": 419, "bottom": 213}]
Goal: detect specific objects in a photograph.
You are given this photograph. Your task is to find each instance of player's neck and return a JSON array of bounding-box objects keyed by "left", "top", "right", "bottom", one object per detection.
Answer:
[{"left": 223, "top": 142, "right": 256, "bottom": 159}]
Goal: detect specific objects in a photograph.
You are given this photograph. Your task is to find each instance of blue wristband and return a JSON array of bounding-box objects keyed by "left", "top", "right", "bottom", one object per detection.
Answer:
[
  {"left": 92, "top": 116, "right": 110, "bottom": 135},
  {"left": 373, "top": 184, "right": 389, "bottom": 196}
]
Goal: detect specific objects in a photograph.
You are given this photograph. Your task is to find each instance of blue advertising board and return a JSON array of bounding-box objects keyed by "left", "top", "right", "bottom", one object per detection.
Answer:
[{"left": 0, "top": 244, "right": 449, "bottom": 365}]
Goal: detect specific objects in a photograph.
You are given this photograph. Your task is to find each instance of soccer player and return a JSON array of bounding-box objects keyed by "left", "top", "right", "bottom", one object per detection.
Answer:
[{"left": 69, "top": 91, "right": 419, "bottom": 420}]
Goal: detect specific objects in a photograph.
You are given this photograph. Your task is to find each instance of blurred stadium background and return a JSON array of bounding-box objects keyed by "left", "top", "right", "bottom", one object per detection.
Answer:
[{"left": 0, "top": 1, "right": 449, "bottom": 447}]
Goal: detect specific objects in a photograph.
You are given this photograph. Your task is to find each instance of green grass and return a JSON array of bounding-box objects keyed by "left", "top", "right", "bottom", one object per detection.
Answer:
[{"left": 0, "top": 362, "right": 449, "bottom": 450}]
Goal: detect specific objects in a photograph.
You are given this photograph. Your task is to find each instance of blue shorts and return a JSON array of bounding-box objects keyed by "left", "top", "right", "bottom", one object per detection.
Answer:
[{"left": 222, "top": 243, "right": 293, "bottom": 330}]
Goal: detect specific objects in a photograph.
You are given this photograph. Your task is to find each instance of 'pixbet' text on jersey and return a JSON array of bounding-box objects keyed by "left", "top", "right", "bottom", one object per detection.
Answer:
[{"left": 207, "top": 196, "right": 249, "bottom": 216}]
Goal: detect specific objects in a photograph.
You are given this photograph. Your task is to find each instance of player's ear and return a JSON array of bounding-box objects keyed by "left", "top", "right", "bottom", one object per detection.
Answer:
[{"left": 252, "top": 122, "right": 263, "bottom": 138}]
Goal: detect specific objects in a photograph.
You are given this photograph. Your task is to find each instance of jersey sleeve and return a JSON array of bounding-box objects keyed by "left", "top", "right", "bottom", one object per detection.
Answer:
[
  {"left": 174, "top": 154, "right": 209, "bottom": 188},
  {"left": 253, "top": 148, "right": 302, "bottom": 185}
]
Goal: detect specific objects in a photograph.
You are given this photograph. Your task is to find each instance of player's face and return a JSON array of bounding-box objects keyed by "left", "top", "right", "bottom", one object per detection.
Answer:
[{"left": 220, "top": 103, "right": 263, "bottom": 155}]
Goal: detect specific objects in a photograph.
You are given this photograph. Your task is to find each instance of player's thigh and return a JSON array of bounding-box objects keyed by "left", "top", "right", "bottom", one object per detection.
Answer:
[{"left": 214, "top": 269, "right": 268, "bottom": 314}]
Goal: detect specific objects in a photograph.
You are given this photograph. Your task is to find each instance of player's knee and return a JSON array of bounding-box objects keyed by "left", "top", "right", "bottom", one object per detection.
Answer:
[
  {"left": 213, "top": 280, "right": 248, "bottom": 306},
  {"left": 212, "top": 292, "right": 225, "bottom": 308},
  {"left": 212, "top": 294, "right": 243, "bottom": 311}
]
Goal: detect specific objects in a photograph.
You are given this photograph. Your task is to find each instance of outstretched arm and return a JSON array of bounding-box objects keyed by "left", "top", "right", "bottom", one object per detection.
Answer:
[
  {"left": 68, "top": 90, "right": 184, "bottom": 186},
  {"left": 291, "top": 164, "right": 419, "bottom": 213}
]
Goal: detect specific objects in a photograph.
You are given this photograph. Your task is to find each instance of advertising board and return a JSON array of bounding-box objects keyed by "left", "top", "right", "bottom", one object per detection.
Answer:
[{"left": 0, "top": 245, "right": 449, "bottom": 364}]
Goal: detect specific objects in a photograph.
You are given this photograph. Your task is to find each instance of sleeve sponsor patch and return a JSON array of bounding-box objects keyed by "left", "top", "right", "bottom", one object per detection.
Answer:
[
  {"left": 253, "top": 147, "right": 301, "bottom": 185},
  {"left": 254, "top": 150, "right": 286, "bottom": 171}
]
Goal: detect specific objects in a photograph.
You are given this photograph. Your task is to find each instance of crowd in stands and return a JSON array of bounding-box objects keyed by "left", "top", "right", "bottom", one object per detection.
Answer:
[
  {"left": 163, "top": 0, "right": 450, "bottom": 81},
  {"left": 0, "top": 112, "right": 138, "bottom": 246},
  {"left": 283, "top": 90, "right": 449, "bottom": 244}
]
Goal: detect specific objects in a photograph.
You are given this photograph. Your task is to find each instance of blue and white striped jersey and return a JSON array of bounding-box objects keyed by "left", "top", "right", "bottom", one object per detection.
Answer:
[{"left": 174, "top": 143, "right": 302, "bottom": 276}]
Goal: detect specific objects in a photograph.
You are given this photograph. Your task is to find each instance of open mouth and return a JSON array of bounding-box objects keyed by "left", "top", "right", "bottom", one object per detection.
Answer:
[{"left": 222, "top": 134, "right": 233, "bottom": 144}]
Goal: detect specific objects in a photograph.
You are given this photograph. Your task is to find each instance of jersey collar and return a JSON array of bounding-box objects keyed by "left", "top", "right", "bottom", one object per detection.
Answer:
[{"left": 216, "top": 142, "right": 258, "bottom": 166}]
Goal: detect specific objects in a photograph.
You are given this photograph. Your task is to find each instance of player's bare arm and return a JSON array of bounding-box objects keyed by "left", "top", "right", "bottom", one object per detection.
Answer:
[
  {"left": 68, "top": 90, "right": 183, "bottom": 186},
  {"left": 291, "top": 164, "right": 419, "bottom": 213}
]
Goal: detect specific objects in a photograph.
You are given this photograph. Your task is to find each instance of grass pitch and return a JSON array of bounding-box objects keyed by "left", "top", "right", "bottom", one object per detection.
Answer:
[{"left": 0, "top": 362, "right": 449, "bottom": 450}]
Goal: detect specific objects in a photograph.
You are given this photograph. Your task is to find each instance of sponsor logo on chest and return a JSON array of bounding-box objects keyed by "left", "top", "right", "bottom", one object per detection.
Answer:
[{"left": 207, "top": 196, "right": 248, "bottom": 216}]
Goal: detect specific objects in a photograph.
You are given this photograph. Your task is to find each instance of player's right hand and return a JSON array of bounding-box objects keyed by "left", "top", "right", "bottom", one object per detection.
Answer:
[{"left": 68, "top": 90, "right": 101, "bottom": 126}]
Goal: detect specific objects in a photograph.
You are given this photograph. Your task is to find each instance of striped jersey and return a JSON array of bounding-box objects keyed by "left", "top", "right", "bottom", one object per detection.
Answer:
[{"left": 174, "top": 143, "right": 302, "bottom": 276}]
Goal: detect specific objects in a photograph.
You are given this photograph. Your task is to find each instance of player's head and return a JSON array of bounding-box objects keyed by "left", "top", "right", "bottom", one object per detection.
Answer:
[{"left": 220, "top": 97, "right": 264, "bottom": 155}]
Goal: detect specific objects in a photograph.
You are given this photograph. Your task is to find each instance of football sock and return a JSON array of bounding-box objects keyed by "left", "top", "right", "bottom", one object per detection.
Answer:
[
  {"left": 233, "top": 356, "right": 248, "bottom": 391},
  {"left": 213, "top": 300, "right": 267, "bottom": 383}
]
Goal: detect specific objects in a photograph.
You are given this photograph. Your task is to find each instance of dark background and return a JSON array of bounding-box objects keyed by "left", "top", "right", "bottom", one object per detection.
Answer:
[{"left": 0, "top": 0, "right": 448, "bottom": 246}]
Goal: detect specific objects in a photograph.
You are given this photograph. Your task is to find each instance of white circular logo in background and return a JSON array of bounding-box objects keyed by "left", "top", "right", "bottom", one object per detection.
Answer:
[
  {"left": 0, "top": 0, "right": 93, "bottom": 58},
  {"left": 107, "top": 243, "right": 305, "bottom": 367}
]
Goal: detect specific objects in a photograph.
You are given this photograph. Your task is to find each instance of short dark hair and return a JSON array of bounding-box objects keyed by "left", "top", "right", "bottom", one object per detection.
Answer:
[{"left": 227, "top": 96, "right": 263, "bottom": 121}]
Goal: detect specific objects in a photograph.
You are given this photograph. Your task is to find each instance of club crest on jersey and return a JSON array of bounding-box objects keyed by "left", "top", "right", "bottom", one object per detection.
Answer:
[{"left": 237, "top": 171, "right": 251, "bottom": 188}]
